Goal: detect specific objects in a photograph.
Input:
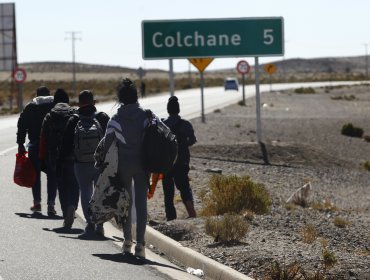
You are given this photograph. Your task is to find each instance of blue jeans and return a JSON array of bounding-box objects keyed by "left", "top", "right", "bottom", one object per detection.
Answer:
[
  {"left": 57, "top": 161, "right": 79, "bottom": 218},
  {"left": 28, "top": 143, "right": 57, "bottom": 206},
  {"left": 74, "top": 162, "right": 99, "bottom": 223}
]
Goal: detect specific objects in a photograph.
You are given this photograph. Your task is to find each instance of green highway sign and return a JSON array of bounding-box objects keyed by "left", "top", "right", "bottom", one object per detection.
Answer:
[{"left": 142, "top": 17, "right": 284, "bottom": 59}]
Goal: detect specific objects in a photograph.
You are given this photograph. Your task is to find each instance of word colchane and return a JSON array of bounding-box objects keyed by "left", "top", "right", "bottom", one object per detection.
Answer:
[{"left": 152, "top": 31, "right": 241, "bottom": 48}]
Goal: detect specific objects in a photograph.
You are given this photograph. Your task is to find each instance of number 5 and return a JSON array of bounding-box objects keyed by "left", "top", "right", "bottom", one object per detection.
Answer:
[{"left": 264, "top": 29, "right": 274, "bottom": 45}]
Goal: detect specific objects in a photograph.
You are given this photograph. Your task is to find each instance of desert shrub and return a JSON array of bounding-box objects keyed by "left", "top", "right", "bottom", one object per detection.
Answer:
[
  {"left": 311, "top": 199, "right": 339, "bottom": 212},
  {"left": 322, "top": 248, "right": 337, "bottom": 268},
  {"left": 333, "top": 217, "right": 349, "bottom": 228},
  {"left": 294, "top": 87, "right": 316, "bottom": 94},
  {"left": 264, "top": 261, "right": 329, "bottom": 280},
  {"left": 363, "top": 135, "right": 370, "bottom": 142},
  {"left": 204, "top": 214, "right": 249, "bottom": 242},
  {"left": 343, "top": 94, "right": 356, "bottom": 101},
  {"left": 264, "top": 261, "right": 301, "bottom": 280},
  {"left": 213, "top": 108, "right": 221, "bottom": 113},
  {"left": 341, "top": 123, "right": 364, "bottom": 138},
  {"left": 235, "top": 123, "right": 241, "bottom": 128},
  {"left": 200, "top": 174, "right": 271, "bottom": 216},
  {"left": 302, "top": 224, "right": 318, "bottom": 244},
  {"left": 364, "top": 161, "right": 370, "bottom": 171},
  {"left": 284, "top": 202, "right": 297, "bottom": 211},
  {"left": 242, "top": 209, "right": 255, "bottom": 221}
]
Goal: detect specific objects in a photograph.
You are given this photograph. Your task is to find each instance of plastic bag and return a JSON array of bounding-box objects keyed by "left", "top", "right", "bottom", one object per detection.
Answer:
[{"left": 13, "top": 152, "right": 36, "bottom": 188}]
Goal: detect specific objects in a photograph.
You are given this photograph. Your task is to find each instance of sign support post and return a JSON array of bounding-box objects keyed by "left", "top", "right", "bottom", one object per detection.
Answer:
[
  {"left": 254, "top": 57, "right": 269, "bottom": 164},
  {"left": 236, "top": 60, "right": 251, "bottom": 105},
  {"left": 200, "top": 71, "right": 205, "bottom": 123},
  {"left": 255, "top": 57, "right": 262, "bottom": 143},
  {"left": 169, "top": 59, "right": 175, "bottom": 97},
  {"left": 13, "top": 68, "right": 27, "bottom": 112},
  {"left": 188, "top": 58, "right": 214, "bottom": 123},
  {"left": 242, "top": 74, "right": 246, "bottom": 104}
]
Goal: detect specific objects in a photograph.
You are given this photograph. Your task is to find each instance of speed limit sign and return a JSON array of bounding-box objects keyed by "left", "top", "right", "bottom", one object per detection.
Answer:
[
  {"left": 13, "top": 68, "right": 27, "bottom": 83},
  {"left": 236, "top": 60, "right": 251, "bottom": 75}
]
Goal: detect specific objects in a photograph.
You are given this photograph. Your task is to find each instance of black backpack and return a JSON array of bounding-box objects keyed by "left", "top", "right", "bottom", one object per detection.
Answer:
[
  {"left": 142, "top": 110, "right": 178, "bottom": 174},
  {"left": 46, "top": 105, "right": 76, "bottom": 166}
]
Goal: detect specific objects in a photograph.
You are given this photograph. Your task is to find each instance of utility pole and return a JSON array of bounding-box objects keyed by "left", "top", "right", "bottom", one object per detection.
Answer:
[
  {"left": 364, "top": 43, "right": 369, "bottom": 80},
  {"left": 65, "top": 31, "right": 81, "bottom": 95}
]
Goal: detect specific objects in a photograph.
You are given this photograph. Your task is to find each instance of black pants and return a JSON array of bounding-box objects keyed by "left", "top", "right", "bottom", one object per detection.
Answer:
[{"left": 162, "top": 164, "right": 193, "bottom": 220}]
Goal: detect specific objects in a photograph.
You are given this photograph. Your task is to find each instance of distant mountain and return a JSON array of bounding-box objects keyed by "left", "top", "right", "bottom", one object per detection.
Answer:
[
  {"left": 20, "top": 61, "right": 166, "bottom": 74},
  {"left": 20, "top": 56, "right": 368, "bottom": 77}
]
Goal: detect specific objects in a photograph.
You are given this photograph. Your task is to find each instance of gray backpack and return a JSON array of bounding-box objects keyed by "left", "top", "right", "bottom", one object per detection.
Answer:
[{"left": 73, "top": 113, "right": 104, "bottom": 163}]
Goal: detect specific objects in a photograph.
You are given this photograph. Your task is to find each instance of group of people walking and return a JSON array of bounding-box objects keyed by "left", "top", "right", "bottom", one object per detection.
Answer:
[{"left": 16, "top": 78, "right": 197, "bottom": 259}]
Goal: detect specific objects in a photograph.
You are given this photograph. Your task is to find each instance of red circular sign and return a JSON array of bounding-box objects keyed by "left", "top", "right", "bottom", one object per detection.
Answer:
[
  {"left": 13, "top": 68, "right": 27, "bottom": 83},
  {"left": 236, "top": 60, "right": 251, "bottom": 75}
]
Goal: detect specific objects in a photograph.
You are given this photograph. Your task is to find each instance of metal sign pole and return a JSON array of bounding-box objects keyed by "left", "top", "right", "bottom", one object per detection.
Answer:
[
  {"left": 169, "top": 59, "right": 175, "bottom": 96},
  {"left": 17, "top": 83, "right": 24, "bottom": 112},
  {"left": 242, "top": 74, "right": 246, "bottom": 104},
  {"left": 255, "top": 57, "right": 262, "bottom": 143},
  {"left": 200, "top": 71, "right": 205, "bottom": 123}
]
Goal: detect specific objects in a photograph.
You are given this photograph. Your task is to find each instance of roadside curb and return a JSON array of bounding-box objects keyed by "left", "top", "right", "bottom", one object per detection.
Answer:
[{"left": 145, "top": 226, "right": 254, "bottom": 280}]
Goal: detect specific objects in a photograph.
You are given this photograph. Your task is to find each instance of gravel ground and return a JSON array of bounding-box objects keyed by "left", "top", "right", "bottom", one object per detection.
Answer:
[{"left": 147, "top": 84, "right": 370, "bottom": 280}]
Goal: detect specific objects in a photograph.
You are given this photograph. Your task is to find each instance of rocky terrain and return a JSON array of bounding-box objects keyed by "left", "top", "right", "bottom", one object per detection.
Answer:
[{"left": 147, "top": 83, "right": 370, "bottom": 279}]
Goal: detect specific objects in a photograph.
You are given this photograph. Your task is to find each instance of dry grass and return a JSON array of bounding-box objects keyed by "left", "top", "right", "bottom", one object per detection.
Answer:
[
  {"left": 311, "top": 199, "right": 339, "bottom": 212},
  {"left": 200, "top": 174, "right": 271, "bottom": 216},
  {"left": 301, "top": 224, "right": 318, "bottom": 244},
  {"left": 204, "top": 214, "right": 249, "bottom": 242},
  {"left": 333, "top": 217, "right": 350, "bottom": 228}
]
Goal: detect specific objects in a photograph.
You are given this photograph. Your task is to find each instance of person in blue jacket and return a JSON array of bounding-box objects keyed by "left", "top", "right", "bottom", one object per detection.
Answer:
[{"left": 162, "top": 96, "right": 197, "bottom": 221}]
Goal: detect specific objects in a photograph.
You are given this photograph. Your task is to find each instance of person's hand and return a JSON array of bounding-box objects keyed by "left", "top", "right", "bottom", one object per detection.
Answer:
[{"left": 18, "top": 144, "right": 26, "bottom": 154}]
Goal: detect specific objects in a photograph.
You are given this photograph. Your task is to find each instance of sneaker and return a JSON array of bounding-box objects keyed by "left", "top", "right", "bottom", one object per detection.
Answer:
[
  {"left": 134, "top": 243, "right": 146, "bottom": 259},
  {"left": 30, "top": 204, "right": 41, "bottom": 212},
  {"left": 95, "top": 224, "right": 105, "bottom": 237},
  {"left": 85, "top": 223, "right": 95, "bottom": 233},
  {"left": 63, "top": 206, "right": 75, "bottom": 228},
  {"left": 47, "top": 205, "right": 57, "bottom": 216},
  {"left": 122, "top": 240, "right": 133, "bottom": 254}
]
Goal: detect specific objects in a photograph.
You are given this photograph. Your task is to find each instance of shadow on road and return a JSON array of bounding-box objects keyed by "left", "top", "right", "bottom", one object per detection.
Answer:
[
  {"left": 15, "top": 212, "right": 63, "bottom": 220},
  {"left": 42, "top": 227, "right": 84, "bottom": 235},
  {"left": 93, "top": 253, "right": 183, "bottom": 272},
  {"left": 60, "top": 232, "right": 114, "bottom": 242}
]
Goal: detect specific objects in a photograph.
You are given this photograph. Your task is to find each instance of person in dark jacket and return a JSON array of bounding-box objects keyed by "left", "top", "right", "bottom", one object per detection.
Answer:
[
  {"left": 39, "top": 89, "right": 79, "bottom": 227},
  {"left": 60, "top": 90, "right": 109, "bottom": 235},
  {"left": 16, "top": 86, "right": 55, "bottom": 214},
  {"left": 162, "top": 96, "right": 197, "bottom": 221}
]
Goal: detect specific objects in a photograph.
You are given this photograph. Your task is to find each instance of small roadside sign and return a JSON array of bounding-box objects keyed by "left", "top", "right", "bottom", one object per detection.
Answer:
[
  {"left": 188, "top": 58, "right": 214, "bottom": 73},
  {"left": 264, "top": 63, "right": 276, "bottom": 75},
  {"left": 236, "top": 60, "right": 251, "bottom": 75},
  {"left": 13, "top": 68, "right": 27, "bottom": 83}
]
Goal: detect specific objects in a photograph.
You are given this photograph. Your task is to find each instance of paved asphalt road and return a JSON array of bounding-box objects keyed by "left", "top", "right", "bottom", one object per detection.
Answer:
[{"left": 0, "top": 82, "right": 366, "bottom": 280}]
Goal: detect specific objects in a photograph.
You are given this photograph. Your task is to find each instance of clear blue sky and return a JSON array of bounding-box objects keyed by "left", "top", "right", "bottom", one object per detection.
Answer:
[{"left": 3, "top": 0, "right": 370, "bottom": 72}]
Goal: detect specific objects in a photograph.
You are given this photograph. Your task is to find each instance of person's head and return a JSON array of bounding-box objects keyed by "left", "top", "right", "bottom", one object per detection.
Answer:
[
  {"left": 36, "top": 86, "right": 50, "bottom": 97},
  {"left": 117, "top": 78, "right": 138, "bottom": 105},
  {"left": 54, "top": 88, "right": 69, "bottom": 104},
  {"left": 78, "top": 90, "right": 95, "bottom": 107},
  {"left": 167, "top": 96, "right": 180, "bottom": 115}
]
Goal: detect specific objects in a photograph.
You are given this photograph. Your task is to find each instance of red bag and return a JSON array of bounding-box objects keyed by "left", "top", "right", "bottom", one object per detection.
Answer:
[{"left": 13, "top": 152, "right": 36, "bottom": 188}]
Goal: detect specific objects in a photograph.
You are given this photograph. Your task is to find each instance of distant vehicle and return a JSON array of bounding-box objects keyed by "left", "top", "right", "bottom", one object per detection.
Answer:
[{"left": 224, "top": 77, "right": 239, "bottom": 91}]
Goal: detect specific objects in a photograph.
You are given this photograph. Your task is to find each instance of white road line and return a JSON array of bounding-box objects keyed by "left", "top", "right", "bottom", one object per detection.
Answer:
[{"left": 0, "top": 145, "right": 18, "bottom": 156}]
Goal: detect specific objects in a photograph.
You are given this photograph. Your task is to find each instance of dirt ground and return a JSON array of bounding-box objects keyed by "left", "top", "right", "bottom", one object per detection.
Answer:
[{"left": 147, "top": 84, "right": 370, "bottom": 280}]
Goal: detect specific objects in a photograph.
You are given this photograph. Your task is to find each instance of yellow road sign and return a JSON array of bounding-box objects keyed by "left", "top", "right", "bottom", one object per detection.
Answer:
[
  {"left": 188, "top": 58, "right": 214, "bottom": 72},
  {"left": 264, "top": 63, "right": 277, "bottom": 75}
]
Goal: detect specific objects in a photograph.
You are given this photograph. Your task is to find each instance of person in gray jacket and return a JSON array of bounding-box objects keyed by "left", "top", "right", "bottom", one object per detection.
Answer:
[{"left": 102, "top": 78, "right": 151, "bottom": 258}]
